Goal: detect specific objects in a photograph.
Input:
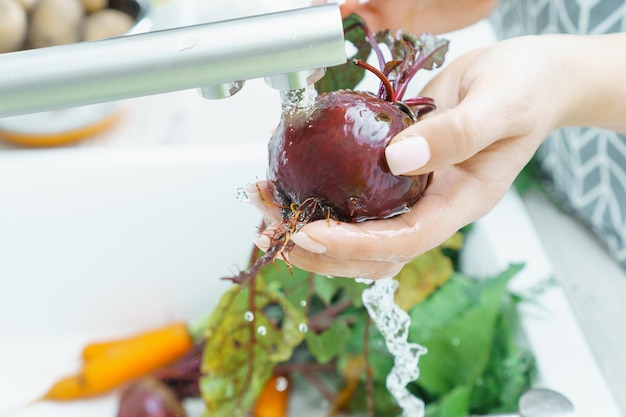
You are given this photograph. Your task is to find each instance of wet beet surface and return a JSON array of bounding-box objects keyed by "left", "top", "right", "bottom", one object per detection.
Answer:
[{"left": 268, "top": 90, "right": 429, "bottom": 223}]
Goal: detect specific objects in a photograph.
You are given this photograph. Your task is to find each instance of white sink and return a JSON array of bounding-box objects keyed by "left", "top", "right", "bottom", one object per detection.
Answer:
[
  {"left": 0, "top": 144, "right": 268, "bottom": 416},
  {"left": 0, "top": 145, "right": 621, "bottom": 417}
]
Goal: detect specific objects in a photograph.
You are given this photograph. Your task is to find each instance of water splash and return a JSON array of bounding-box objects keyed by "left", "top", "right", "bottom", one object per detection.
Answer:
[
  {"left": 279, "top": 84, "right": 317, "bottom": 115},
  {"left": 275, "top": 376, "right": 289, "bottom": 392},
  {"left": 236, "top": 187, "right": 249, "bottom": 203},
  {"left": 361, "top": 277, "right": 427, "bottom": 417},
  {"left": 244, "top": 311, "right": 254, "bottom": 322}
]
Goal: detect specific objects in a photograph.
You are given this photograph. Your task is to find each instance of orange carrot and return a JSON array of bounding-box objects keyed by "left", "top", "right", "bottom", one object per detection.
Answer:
[
  {"left": 42, "top": 322, "right": 194, "bottom": 401},
  {"left": 251, "top": 374, "right": 291, "bottom": 417},
  {"left": 81, "top": 322, "right": 191, "bottom": 361},
  {"left": 81, "top": 339, "right": 124, "bottom": 361}
]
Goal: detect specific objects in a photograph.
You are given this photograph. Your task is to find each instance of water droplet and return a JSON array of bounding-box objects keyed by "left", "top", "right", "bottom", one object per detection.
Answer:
[
  {"left": 275, "top": 376, "right": 289, "bottom": 392},
  {"left": 257, "top": 326, "right": 267, "bottom": 336},
  {"left": 236, "top": 187, "right": 249, "bottom": 203},
  {"left": 299, "top": 300, "right": 307, "bottom": 307},
  {"left": 298, "top": 323, "right": 308, "bottom": 333},
  {"left": 451, "top": 337, "right": 460, "bottom": 347},
  {"left": 244, "top": 311, "right": 254, "bottom": 322}
]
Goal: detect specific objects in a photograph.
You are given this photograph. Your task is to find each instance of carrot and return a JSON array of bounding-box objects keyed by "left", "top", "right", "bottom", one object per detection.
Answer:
[
  {"left": 251, "top": 374, "right": 291, "bottom": 417},
  {"left": 81, "top": 322, "right": 191, "bottom": 361},
  {"left": 327, "top": 355, "right": 367, "bottom": 416},
  {"left": 81, "top": 339, "right": 124, "bottom": 361},
  {"left": 42, "top": 322, "right": 194, "bottom": 401}
]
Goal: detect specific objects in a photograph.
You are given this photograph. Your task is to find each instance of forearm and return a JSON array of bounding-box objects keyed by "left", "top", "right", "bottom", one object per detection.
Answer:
[{"left": 557, "top": 32, "right": 626, "bottom": 134}]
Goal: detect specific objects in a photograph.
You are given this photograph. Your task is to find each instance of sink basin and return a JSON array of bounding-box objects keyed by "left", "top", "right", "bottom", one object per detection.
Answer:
[
  {"left": 0, "top": 144, "right": 621, "bottom": 417},
  {"left": 0, "top": 143, "right": 268, "bottom": 417}
]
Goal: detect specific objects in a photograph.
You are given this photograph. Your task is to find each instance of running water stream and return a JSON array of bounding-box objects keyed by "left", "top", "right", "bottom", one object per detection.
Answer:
[
  {"left": 360, "top": 277, "right": 427, "bottom": 417},
  {"left": 279, "top": 84, "right": 318, "bottom": 114}
]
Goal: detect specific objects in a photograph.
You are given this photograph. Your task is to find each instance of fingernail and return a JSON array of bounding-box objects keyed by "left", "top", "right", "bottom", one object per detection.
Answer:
[
  {"left": 385, "top": 135, "right": 431, "bottom": 175},
  {"left": 253, "top": 234, "right": 271, "bottom": 251},
  {"left": 292, "top": 231, "right": 327, "bottom": 254}
]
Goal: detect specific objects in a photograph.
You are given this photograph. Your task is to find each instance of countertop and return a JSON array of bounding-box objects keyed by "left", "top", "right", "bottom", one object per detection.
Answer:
[{"left": 523, "top": 189, "right": 626, "bottom": 415}]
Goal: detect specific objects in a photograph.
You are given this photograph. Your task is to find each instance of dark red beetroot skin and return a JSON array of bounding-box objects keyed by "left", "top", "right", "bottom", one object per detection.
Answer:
[{"left": 268, "top": 90, "right": 430, "bottom": 223}]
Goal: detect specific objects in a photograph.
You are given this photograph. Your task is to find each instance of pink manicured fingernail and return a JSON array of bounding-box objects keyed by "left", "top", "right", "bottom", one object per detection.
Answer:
[
  {"left": 385, "top": 135, "right": 431, "bottom": 175},
  {"left": 292, "top": 232, "right": 327, "bottom": 254},
  {"left": 253, "top": 234, "right": 271, "bottom": 251}
]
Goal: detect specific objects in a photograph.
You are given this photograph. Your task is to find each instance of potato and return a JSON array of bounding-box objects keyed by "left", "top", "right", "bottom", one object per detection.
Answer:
[
  {"left": 79, "top": 0, "right": 105, "bottom": 13},
  {"left": 0, "top": 0, "right": 28, "bottom": 53},
  {"left": 28, "top": 0, "right": 85, "bottom": 48},
  {"left": 84, "top": 9, "right": 134, "bottom": 41},
  {"left": 17, "top": 0, "right": 39, "bottom": 12}
]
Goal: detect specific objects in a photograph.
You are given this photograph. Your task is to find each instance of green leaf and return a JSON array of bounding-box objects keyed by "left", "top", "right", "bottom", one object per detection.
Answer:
[
  {"left": 343, "top": 314, "right": 393, "bottom": 381},
  {"left": 314, "top": 275, "right": 367, "bottom": 307},
  {"left": 315, "top": 14, "right": 372, "bottom": 93},
  {"left": 394, "top": 246, "right": 454, "bottom": 312},
  {"left": 408, "top": 273, "right": 474, "bottom": 330},
  {"left": 313, "top": 275, "right": 339, "bottom": 306},
  {"left": 200, "top": 275, "right": 307, "bottom": 417},
  {"left": 263, "top": 259, "right": 311, "bottom": 312},
  {"left": 414, "top": 301, "right": 499, "bottom": 394},
  {"left": 410, "top": 265, "right": 523, "bottom": 395},
  {"left": 425, "top": 385, "right": 471, "bottom": 417},
  {"left": 305, "top": 320, "right": 352, "bottom": 363},
  {"left": 469, "top": 292, "right": 536, "bottom": 414}
]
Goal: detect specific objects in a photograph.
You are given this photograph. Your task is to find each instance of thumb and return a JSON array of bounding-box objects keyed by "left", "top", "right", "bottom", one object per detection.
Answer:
[{"left": 385, "top": 91, "right": 507, "bottom": 176}]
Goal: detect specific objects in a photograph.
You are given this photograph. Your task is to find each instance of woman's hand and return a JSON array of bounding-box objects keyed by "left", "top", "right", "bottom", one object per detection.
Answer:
[
  {"left": 317, "top": 0, "right": 498, "bottom": 35},
  {"left": 251, "top": 33, "right": 626, "bottom": 279}
]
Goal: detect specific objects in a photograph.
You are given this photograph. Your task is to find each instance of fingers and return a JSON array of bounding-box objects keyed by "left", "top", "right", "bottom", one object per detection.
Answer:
[
  {"left": 251, "top": 167, "right": 507, "bottom": 279},
  {"left": 291, "top": 165, "right": 490, "bottom": 266},
  {"left": 286, "top": 248, "right": 406, "bottom": 280},
  {"left": 248, "top": 156, "right": 509, "bottom": 278},
  {"left": 254, "top": 231, "right": 405, "bottom": 279},
  {"left": 387, "top": 96, "right": 513, "bottom": 177},
  {"left": 281, "top": 127, "right": 534, "bottom": 277},
  {"left": 245, "top": 180, "right": 282, "bottom": 226}
]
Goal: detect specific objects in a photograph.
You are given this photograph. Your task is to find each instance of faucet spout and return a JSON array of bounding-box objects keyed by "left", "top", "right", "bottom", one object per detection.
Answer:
[{"left": 0, "top": 4, "right": 346, "bottom": 117}]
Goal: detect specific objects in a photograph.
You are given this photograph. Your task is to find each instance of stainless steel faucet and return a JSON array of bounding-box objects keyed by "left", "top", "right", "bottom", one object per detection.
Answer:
[{"left": 0, "top": 4, "right": 346, "bottom": 118}]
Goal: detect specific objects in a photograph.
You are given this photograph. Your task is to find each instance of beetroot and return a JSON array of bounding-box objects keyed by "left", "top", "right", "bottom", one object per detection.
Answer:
[
  {"left": 228, "top": 17, "right": 449, "bottom": 282},
  {"left": 268, "top": 89, "right": 428, "bottom": 223},
  {"left": 117, "top": 377, "right": 186, "bottom": 417}
]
